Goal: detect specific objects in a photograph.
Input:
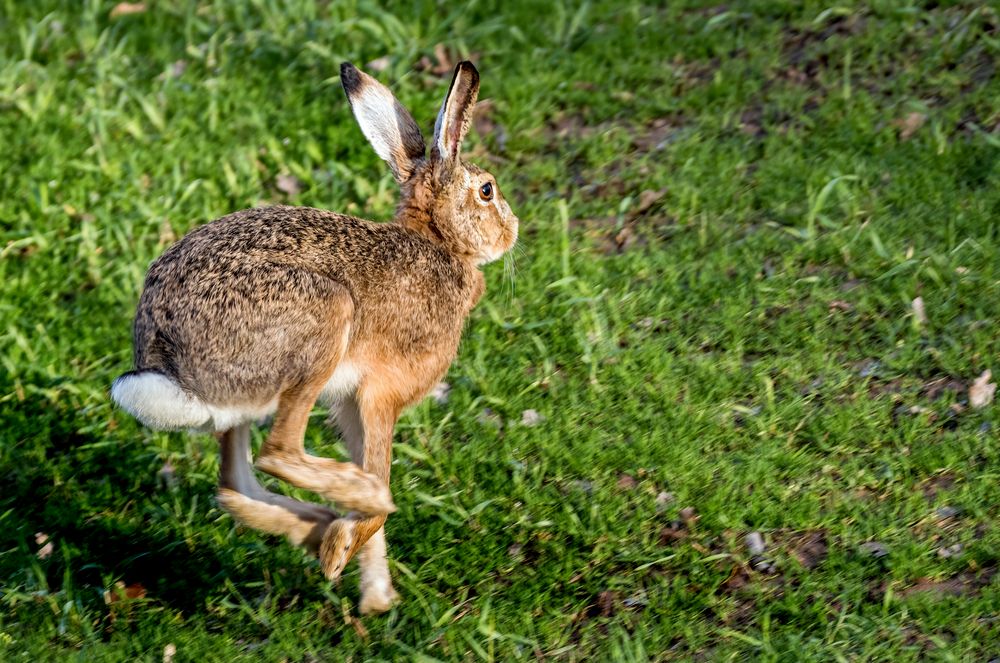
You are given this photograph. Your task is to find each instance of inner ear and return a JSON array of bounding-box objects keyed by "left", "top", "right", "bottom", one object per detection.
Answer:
[
  {"left": 341, "top": 62, "right": 426, "bottom": 182},
  {"left": 433, "top": 62, "right": 480, "bottom": 165}
]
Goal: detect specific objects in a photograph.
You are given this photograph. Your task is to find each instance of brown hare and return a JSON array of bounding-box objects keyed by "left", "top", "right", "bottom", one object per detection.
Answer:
[{"left": 111, "top": 61, "right": 518, "bottom": 614}]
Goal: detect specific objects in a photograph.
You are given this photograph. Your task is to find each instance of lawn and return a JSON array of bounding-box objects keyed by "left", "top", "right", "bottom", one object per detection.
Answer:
[{"left": 1, "top": 0, "right": 999, "bottom": 660}]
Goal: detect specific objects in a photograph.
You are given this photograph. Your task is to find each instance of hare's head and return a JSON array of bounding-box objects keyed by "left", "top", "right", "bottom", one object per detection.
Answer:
[{"left": 341, "top": 61, "right": 518, "bottom": 265}]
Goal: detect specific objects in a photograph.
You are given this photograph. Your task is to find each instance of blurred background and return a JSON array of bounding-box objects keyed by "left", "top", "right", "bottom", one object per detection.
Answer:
[{"left": 1, "top": 0, "right": 998, "bottom": 659}]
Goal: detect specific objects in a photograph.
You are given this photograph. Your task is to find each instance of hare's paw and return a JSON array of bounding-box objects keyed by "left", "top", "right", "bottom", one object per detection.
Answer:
[
  {"left": 359, "top": 583, "right": 400, "bottom": 615},
  {"left": 338, "top": 465, "right": 396, "bottom": 516},
  {"left": 319, "top": 518, "right": 356, "bottom": 581}
]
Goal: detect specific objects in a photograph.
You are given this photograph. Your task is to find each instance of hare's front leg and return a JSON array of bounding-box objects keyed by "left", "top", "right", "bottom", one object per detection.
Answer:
[
  {"left": 215, "top": 423, "right": 335, "bottom": 555},
  {"left": 328, "top": 396, "right": 400, "bottom": 614}
]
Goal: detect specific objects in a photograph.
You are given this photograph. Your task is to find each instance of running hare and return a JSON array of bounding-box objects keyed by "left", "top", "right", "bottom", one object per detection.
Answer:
[{"left": 111, "top": 61, "right": 518, "bottom": 614}]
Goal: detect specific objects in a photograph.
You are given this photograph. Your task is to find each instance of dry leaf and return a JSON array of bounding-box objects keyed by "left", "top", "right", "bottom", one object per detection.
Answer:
[
  {"left": 659, "top": 521, "right": 688, "bottom": 544},
  {"left": 894, "top": 112, "right": 926, "bottom": 140},
  {"left": 597, "top": 590, "right": 617, "bottom": 617},
  {"left": 35, "top": 532, "right": 53, "bottom": 559},
  {"left": 616, "top": 473, "right": 637, "bottom": 490},
  {"left": 104, "top": 581, "right": 148, "bottom": 605},
  {"left": 110, "top": 2, "right": 146, "bottom": 18},
  {"left": 911, "top": 296, "right": 927, "bottom": 325},
  {"left": 341, "top": 599, "right": 369, "bottom": 640},
  {"left": 969, "top": 369, "right": 995, "bottom": 409},
  {"left": 631, "top": 188, "right": 667, "bottom": 217},
  {"left": 276, "top": 173, "right": 302, "bottom": 196},
  {"left": 366, "top": 56, "right": 390, "bottom": 73},
  {"left": 722, "top": 564, "right": 751, "bottom": 591},
  {"left": 679, "top": 506, "right": 699, "bottom": 526},
  {"left": 158, "top": 218, "right": 176, "bottom": 246},
  {"left": 432, "top": 43, "right": 454, "bottom": 75},
  {"left": 899, "top": 576, "right": 967, "bottom": 598},
  {"left": 828, "top": 299, "right": 853, "bottom": 312}
]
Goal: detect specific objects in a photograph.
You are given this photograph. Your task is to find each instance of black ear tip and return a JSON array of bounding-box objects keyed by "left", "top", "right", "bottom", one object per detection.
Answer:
[
  {"left": 340, "top": 62, "right": 362, "bottom": 94},
  {"left": 456, "top": 61, "right": 479, "bottom": 79}
]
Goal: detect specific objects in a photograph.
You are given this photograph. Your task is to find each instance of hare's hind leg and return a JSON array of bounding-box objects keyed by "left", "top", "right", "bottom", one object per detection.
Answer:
[
  {"left": 254, "top": 304, "right": 395, "bottom": 516},
  {"left": 215, "top": 424, "right": 335, "bottom": 554}
]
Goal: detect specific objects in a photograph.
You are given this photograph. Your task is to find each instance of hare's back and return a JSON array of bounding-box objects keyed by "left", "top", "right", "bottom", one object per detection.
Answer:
[{"left": 132, "top": 210, "right": 360, "bottom": 406}]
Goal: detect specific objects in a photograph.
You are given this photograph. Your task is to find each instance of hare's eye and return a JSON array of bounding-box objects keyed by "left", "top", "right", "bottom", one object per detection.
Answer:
[{"left": 479, "top": 182, "right": 494, "bottom": 201}]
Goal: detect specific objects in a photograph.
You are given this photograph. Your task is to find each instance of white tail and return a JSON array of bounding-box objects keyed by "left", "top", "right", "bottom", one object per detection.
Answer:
[
  {"left": 111, "top": 371, "right": 211, "bottom": 430},
  {"left": 111, "top": 370, "right": 280, "bottom": 432}
]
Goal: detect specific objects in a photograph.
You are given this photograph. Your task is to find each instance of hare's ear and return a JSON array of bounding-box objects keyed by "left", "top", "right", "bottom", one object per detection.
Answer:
[
  {"left": 340, "top": 62, "right": 426, "bottom": 182},
  {"left": 432, "top": 61, "right": 480, "bottom": 167}
]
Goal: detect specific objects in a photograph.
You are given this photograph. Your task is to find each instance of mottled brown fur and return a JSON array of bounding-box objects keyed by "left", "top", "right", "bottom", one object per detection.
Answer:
[{"left": 133, "top": 206, "right": 481, "bottom": 405}]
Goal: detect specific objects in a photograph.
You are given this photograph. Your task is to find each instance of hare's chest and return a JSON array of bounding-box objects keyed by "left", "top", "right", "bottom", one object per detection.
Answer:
[{"left": 318, "top": 362, "right": 361, "bottom": 405}]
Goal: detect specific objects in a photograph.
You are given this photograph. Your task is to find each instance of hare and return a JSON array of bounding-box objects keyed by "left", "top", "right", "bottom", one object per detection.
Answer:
[{"left": 111, "top": 61, "right": 518, "bottom": 615}]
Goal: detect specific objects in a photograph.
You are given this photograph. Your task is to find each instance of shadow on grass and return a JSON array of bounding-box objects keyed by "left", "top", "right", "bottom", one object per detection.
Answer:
[{"left": 0, "top": 396, "right": 328, "bottom": 615}]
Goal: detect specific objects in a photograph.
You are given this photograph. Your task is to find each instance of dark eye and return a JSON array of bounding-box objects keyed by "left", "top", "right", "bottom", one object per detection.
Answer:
[{"left": 479, "top": 182, "right": 494, "bottom": 201}]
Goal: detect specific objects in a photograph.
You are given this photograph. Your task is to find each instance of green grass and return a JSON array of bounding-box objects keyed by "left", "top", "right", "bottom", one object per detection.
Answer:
[{"left": 2, "top": 0, "right": 999, "bottom": 659}]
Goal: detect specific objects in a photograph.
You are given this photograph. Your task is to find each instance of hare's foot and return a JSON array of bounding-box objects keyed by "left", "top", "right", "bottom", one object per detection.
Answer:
[
  {"left": 319, "top": 517, "right": 357, "bottom": 581},
  {"left": 256, "top": 452, "right": 395, "bottom": 515},
  {"left": 358, "top": 526, "right": 399, "bottom": 615},
  {"left": 360, "top": 583, "right": 400, "bottom": 615},
  {"left": 216, "top": 488, "right": 336, "bottom": 555}
]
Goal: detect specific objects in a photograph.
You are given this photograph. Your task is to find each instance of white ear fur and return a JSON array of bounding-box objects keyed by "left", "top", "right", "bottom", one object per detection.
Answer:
[
  {"left": 341, "top": 63, "right": 425, "bottom": 181},
  {"left": 433, "top": 61, "right": 480, "bottom": 165}
]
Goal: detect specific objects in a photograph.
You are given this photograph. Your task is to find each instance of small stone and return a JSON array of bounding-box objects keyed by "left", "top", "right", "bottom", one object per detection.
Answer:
[
  {"left": 749, "top": 554, "right": 777, "bottom": 574},
  {"left": 858, "top": 541, "right": 889, "bottom": 558},
  {"left": 477, "top": 408, "right": 503, "bottom": 429},
  {"left": 935, "top": 506, "right": 960, "bottom": 520},
  {"left": 911, "top": 296, "right": 927, "bottom": 325},
  {"left": 936, "top": 543, "right": 963, "bottom": 559},
  {"left": 745, "top": 531, "right": 766, "bottom": 556},
  {"left": 655, "top": 491, "right": 675, "bottom": 512},
  {"left": 430, "top": 381, "right": 450, "bottom": 405},
  {"left": 520, "top": 409, "right": 544, "bottom": 427},
  {"left": 158, "top": 460, "right": 177, "bottom": 487},
  {"left": 858, "top": 360, "right": 881, "bottom": 378},
  {"left": 622, "top": 592, "right": 648, "bottom": 608}
]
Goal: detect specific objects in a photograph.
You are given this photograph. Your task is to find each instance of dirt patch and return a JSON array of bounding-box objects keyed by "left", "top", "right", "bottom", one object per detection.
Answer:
[
  {"left": 781, "top": 13, "right": 868, "bottom": 85},
  {"left": 920, "top": 471, "right": 957, "bottom": 500},
  {"left": 920, "top": 377, "right": 966, "bottom": 401},
  {"left": 899, "top": 567, "right": 997, "bottom": 599}
]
